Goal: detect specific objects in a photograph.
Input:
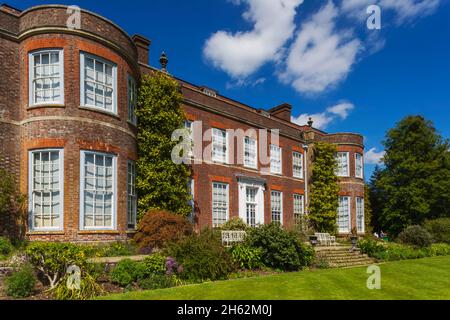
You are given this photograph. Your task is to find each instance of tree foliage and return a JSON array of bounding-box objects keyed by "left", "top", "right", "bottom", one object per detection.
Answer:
[
  {"left": 364, "top": 184, "right": 373, "bottom": 234},
  {"left": 308, "top": 142, "right": 340, "bottom": 234},
  {"left": 369, "top": 116, "right": 450, "bottom": 236},
  {"left": 136, "top": 72, "right": 192, "bottom": 218}
]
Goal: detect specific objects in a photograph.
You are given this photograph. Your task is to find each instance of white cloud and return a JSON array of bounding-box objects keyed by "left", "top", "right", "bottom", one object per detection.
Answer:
[
  {"left": 203, "top": 0, "right": 303, "bottom": 78},
  {"left": 291, "top": 102, "right": 355, "bottom": 130},
  {"left": 379, "top": 0, "right": 440, "bottom": 24},
  {"left": 365, "top": 148, "right": 386, "bottom": 164},
  {"left": 279, "top": 1, "right": 362, "bottom": 94},
  {"left": 327, "top": 102, "right": 355, "bottom": 119},
  {"left": 341, "top": 0, "right": 441, "bottom": 24}
]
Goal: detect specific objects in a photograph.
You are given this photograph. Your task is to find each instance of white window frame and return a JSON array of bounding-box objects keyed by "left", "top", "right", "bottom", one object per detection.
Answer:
[
  {"left": 212, "top": 128, "right": 228, "bottom": 163},
  {"left": 337, "top": 196, "right": 351, "bottom": 233},
  {"left": 127, "top": 75, "right": 137, "bottom": 125},
  {"left": 28, "top": 149, "right": 64, "bottom": 231},
  {"left": 293, "top": 194, "right": 305, "bottom": 225},
  {"left": 184, "top": 121, "right": 194, "bottom": 159},
  {"left": 292, "top": 151, "right": 304, "bottom": 179},
  {"left": 29, "top": 49, "right": 64, "bottom": 107},
  {"left": 212, "top": 182, "right": 229, "bottom": 227},
  {"left": 188, "top": 178, "right": 195, "bottom": 221},
  {"left": 270, "top": 191, "right": 283, "bottom": 225},
  {"left": 355, "top": 153, "right": 364, "bottom": 179},
  {"left": 243, "top": 136, "right": 258, "bottom": 169},
  {"left": 336, "top": 152, "right": 350, "bottom": 177},
  {"left": 127, "top": 160, "right": 137, "bottom": 230},
  {"left": 80, "top": 52, "right": 118, "bottom": 114},
  {"left": 270, "top": 145, "right": 282, "bottom": 175},
  {"left": 79, "top": 151, "right": 117, "bottom": 231},
  {"left": 356, "top": 197, "right": 365, "bottom": 233}
]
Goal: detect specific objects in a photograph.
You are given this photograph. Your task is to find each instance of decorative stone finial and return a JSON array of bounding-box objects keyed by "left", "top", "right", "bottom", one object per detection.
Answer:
[
  {"left": 307, "top": 117, "right": 314, "bottom": 127},
  {"left": 159, "top": 51, "right": 168, "bottom": 72}
]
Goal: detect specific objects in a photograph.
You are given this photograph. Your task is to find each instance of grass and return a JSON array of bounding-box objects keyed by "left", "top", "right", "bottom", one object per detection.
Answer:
[{"left": 100, "top": 256, "right": 450, "bottom": 300}]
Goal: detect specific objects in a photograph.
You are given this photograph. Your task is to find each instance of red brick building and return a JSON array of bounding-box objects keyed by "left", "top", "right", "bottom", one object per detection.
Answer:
[{"left": 0, "top": 4, "right": 365, "bottom": 242}]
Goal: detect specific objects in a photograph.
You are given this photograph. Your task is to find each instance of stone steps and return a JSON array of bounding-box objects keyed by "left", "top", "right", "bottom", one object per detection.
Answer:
[{"left": 314, "top": 245, "right": 376, "bottom": 269}]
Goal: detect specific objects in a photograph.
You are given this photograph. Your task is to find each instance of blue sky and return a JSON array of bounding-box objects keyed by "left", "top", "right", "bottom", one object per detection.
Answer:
[{"left": 9, "top": 0, "right": 450, "bottom": 179}]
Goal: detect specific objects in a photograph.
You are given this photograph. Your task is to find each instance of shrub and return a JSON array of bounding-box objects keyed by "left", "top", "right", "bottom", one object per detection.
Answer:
[
  {"left": 220, "top": 218, "right": 248, "bottom": 231},
  {"left": 136, "top": 253, "right": 167, "bottom": 279},
  {"left": 165, "top": 229, "right": 236, "bottom": 282},
  {"left": 5, "top": 265, "right": 36, "bottom": 298},
  {"left": 25, "top": 242, "right": 94, "bottom": 289},
  {"left": 228, "top": 244, "right": 263, "bottom": 270},
  {"left": 53, "top": 272, "right": 104, "bottom": 300},
  {"left": 110, "top": 259, "right": 139, "bottom": 287},
  {"left": 357, "top": 238, "right": 385, "bottom": 256},
  {"left": 424, "top": 218, "right": 450, "bottom": 244},
  {"left": 428, "top": 243, "right": 450, "bottom": 256},
  {"left": 397, "top": 225, "right": 432, "bottom": 248},
  {"left": 134, "top": 209, "right": 193, "bottom": 251},
  {"left": 98, "top": 242, "right": 138, "bottom": 257},
  {"left": 138, "top": 274, "right": 177, "bottom": 290},
  {"left": 245, "top": 224, "right": 314, "bottom": 271},
  {"left": 0, "top": 236, "right": 14, "bottom": 258}
]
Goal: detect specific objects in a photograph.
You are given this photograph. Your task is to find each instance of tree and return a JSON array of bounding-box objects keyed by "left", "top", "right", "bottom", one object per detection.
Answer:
[
  {"left": 136, "top": 72, "right": 192, "bottom": 218},
  {"left": 368, "top": 165, "right": 385, "bottom": 233},
  {"left": 308, "top": 142, "right": 340, "bottom": 234},
  {"left": 364, "top": 184, "right": 373, "bottom": 234},
  {"left": 373, "top": 116, "right": 450, "bottom": 236}
]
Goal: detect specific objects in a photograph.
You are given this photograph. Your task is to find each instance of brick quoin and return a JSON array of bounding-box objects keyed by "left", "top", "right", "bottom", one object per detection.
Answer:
[{"left": 0, "top": 4, "right": 365, "bottom": 242}]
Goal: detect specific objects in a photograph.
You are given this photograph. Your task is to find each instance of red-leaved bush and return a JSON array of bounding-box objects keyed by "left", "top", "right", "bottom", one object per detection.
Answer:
[{"left": 134, "top": 209, "right": 193, "bottom": 252}]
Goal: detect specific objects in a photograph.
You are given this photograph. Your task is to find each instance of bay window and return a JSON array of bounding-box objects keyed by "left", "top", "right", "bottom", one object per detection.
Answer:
[
  {"left": 356, "top": 197, "right": 365, "bottom": 233},
  {"left": 127, "top": 75, "right": 137, "bottom": 125},
  {"left": 355, "top": 153, "right": 363, "bottom": 179},
  {"left": 80, "top": 52, "right": 117, "bottom": 113},
  {"left": 29, "top": 149, "right": 64, "bottom": 230},
  {"left": 80, "top": 151, "right": 116, "bottom": 230},
  {"left": 127, "top": 161, "right": 137, "bottom": 230},
  {"left": 336, "top": 152, "right": 349, "bottom": 177},
  {"left": 337, "top": 196, "right": 351, "bottom": 233},
  {"left": 29, "top": 49, "right": 64, "bottom": 106}
]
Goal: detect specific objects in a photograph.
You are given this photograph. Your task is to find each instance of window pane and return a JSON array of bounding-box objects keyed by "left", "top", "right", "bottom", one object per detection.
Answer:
[
  {"left": 293, "top": 152, "right": 303, "bottom": 178},
  {"left": 82, "top": 152, "right": 115, "bottom": 229},
  {"left": 83, "top": 54, "right": 116, "bottom": 112},
  {"left": 31, "top": 150, "right": 62, "bottom": 229},
  {"left": 127, "top": 161, "right": 137, "bottom": 229},
  {"left": 270, "top": 145, "right": 282, "bottom": 174},
  {"left": 31, "top": 50, "right": 62, "bottom": 104},
  {"left": 212, "top": 128, "right": 227, "bottom": 163},
  {"left": 337, "top": 197, "right": 350, "bottom": 233},
  {"left": 271, "top": 191, "right": 282, "bottom": 224},
  {"left": 244, "top": 137, "right": 257, "bottom": 168},
  {"left": 212, "top": 182, "right": 228, "bottom": 227}
]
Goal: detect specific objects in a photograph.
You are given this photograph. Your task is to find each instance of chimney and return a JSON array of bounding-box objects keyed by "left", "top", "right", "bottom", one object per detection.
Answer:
[
  {"left": 132, "top": 34, "right": 151, "bottom": 65},
  {"left": 268, "top": 103, "right": 292, "bottom": 122}
]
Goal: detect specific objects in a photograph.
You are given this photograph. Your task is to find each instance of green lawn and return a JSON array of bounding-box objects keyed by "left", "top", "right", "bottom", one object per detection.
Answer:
[{"left": 100, "top": 256, "right": 450, "bottom": 300}]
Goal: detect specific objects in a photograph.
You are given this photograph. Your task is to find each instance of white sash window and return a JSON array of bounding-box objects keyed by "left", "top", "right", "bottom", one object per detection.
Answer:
[
  {"left": 337, "top": 196, "right": 351, "bottom": 233},
  {"left": 212, "top": 182, "right": 229, "bottom": 227}
]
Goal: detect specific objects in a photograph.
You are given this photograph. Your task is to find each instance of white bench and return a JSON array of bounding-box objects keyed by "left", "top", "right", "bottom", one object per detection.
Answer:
[
  {"left": 221, "top": 230, "right": 246, "bottom": 247},
  {"left": 315, "top": 233, "right": 336, "bottom": 246}
]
